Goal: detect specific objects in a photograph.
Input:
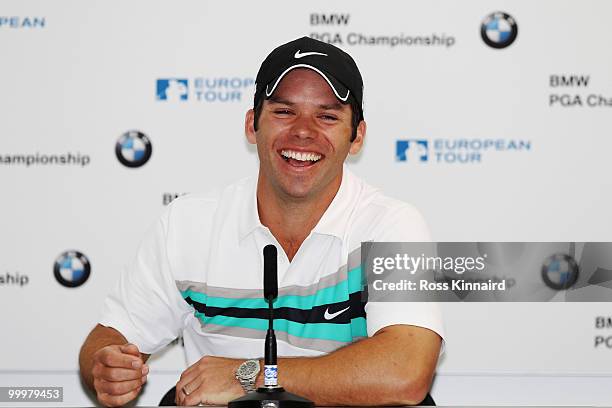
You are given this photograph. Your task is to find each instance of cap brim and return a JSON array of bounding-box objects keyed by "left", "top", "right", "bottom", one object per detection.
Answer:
[{"left": 264, "top": 64, "right": 350, "bottom": 102}]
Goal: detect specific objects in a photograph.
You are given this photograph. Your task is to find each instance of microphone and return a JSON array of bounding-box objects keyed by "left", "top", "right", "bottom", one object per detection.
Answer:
[
  {"left": 228, "top": 244, "right": 314, "bottom": 408},
  {"left": 263, "top": 244, "right": 278, "bottom": 301},
  {"left": 263, "top": 244, "right": 278, "bottom": 387}
]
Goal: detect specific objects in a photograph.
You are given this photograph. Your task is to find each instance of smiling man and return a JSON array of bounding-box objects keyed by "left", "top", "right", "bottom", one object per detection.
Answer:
[{"left": 79, "top": 37, "right": 444, "bottom": 407}]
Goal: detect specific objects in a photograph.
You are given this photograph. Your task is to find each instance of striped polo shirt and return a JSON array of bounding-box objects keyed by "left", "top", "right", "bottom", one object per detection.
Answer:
[{"left": 100, "top": 167, "right": 444, "bottom": 365}]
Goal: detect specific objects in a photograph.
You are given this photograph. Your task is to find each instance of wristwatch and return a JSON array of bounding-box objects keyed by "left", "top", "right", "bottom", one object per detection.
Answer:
[{"left": 235, "top": 359, "right": 260, "bottom": 393}]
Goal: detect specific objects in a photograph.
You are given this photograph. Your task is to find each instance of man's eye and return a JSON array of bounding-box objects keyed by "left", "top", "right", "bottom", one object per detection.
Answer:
[
  {"left": 320, "top": 114, "right": 338, "bottom": 121},
  {"left": 274, "top": 109, "right": 292, "bottom": 115}
]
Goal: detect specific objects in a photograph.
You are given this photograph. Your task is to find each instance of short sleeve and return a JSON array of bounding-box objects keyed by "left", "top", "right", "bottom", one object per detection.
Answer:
[
  {"left": 99, "top": 206, "right": 192, "bottom": 354},
  {"left": 364, "top": 203, "right": 445, "bottom": 345}
]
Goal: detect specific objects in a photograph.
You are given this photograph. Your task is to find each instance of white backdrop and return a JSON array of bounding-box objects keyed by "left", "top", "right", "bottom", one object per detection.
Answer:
[{"left": 1, "top": 0, "right": 612, "bottom": 405}]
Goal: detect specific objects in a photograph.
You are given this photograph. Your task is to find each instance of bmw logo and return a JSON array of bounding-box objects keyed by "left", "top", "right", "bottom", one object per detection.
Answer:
[
  {"left": 115, "top": 130, "right": 152, "bottom": 168},
  {"left": 541, "top": 253, "right": 579, "bottom": 290},
  {"left": 481, "top": 12, "right": 518, "bottom": 49},
  {"left": 54, "top": 250, "right": 91, "bottom": 288}
]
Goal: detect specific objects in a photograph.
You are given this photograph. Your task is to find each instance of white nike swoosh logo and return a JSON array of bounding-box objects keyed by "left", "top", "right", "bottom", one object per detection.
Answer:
[
  {"left": 294, "top": 50, "right": 328, "bottom": 59},
  {"left": 324, "top": 306, "right": 350, "bottom": 320}
]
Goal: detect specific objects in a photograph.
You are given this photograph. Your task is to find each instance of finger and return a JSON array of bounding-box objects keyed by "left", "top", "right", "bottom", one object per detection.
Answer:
[
  {"left": 98, "top": 365, "right": 147, "bottom": 382},
  {"left": 184, "top": 386, "right": 205, "bottom": 406},
  {"left": 175, "top": 382, "right": 188, "bottom": 406},
  {"left": 99, "top": 348, "right": 143, "bottom": 369},
  {"left": 120, "top": 343, "right": 141, "bottom": 357},
  {"left": 176, "top": 369, "right": 200, "bottom": 402},
  {"left": 182, "top": 376, "right": 204, "bottom": 403},
  {"left": 98, "top": 386, "right": 142, "bottom": 407},
  {"left": 96, "top": 377, "right": 144, "bottom": 396},
  {"left": 176, "top": 389, "right": 182, "bottom": 406},
  {"left": 175, "top": 385, "right": 185, "bottom": 406}
]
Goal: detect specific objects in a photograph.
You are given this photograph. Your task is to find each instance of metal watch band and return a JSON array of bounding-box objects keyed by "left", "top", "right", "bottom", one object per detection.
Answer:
[
  {"left": 239, "top": 377, "right": 257, "bottom": 393},
  {"left": 236, "top": 359, "right": 260, "bottom": 393}
]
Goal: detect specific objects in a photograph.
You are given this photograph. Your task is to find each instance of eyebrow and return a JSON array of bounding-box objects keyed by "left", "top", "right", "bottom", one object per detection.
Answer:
[
  {"left": 268, "top": 96, "right": 295, "bottom": 106},
  {"left": 267, "top": 96, "right": 344, "bottom": 111},
  {"left": 318, "top": 102, "right": 343, "bottom": 111}
]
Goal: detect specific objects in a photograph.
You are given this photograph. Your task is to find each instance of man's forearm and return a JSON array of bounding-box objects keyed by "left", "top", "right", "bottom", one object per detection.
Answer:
[{"left": 259, "top": 326, "right": 441, "bottom": 406}]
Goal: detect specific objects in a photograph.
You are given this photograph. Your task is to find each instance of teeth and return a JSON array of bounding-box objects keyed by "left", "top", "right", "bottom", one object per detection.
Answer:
[{"left": 281, "top": 150, "right": 321, "bottom": 162}]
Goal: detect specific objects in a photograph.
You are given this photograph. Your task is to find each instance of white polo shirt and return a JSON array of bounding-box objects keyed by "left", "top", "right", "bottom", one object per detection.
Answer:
[{"left": 100, "top": 167, "right": 444, "bottom": 365}]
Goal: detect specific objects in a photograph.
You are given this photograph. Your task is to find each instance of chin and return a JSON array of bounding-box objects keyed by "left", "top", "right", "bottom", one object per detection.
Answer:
[{"left": 281, "top": 186, "right": 312, "bottom": 200}]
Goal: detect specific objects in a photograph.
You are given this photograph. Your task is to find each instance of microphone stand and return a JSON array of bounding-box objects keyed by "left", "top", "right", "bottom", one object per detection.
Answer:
[
  {"left": 264, "top": 297, "right": 277, "bottom": 385},
  {"left": 228, "top": 245, "right": 314, "bottom": 408}
]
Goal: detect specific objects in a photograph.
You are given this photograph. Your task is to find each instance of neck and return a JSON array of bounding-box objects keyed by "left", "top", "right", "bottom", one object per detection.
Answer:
[{"left": 257, "top": 172, "right": 342, "bottom": 261}]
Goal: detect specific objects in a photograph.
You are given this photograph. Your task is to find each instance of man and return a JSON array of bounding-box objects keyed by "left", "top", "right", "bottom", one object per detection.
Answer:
[{"left": 79, "top": 36, "right": 443, "bottom": 407}]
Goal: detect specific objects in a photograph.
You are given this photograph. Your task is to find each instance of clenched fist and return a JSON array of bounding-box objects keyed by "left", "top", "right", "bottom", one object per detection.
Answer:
[{"left": 91, "top": 343, "right": 148, "bottom": 407}]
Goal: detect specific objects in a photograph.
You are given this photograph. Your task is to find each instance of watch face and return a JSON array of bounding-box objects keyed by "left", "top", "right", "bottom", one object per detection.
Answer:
[{"left": 237, "top": 360, "right": 259, "bottom": 378}]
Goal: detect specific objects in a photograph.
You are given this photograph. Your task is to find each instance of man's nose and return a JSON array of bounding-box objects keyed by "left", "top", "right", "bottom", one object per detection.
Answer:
[{"left": 290, "top": 114, "right": 316, "bottom": 140}]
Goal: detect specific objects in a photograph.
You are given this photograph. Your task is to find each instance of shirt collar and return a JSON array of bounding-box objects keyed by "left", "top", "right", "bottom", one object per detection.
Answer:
[
  {"left": 310, "top": 166, "right": 360, "bottom": 238},
  {"left": 238, "top": 165, "right": 361, "bottom": 241}
]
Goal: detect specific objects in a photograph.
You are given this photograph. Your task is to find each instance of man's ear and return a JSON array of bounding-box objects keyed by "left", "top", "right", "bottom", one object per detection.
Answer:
[
  {"left": 245, "top": 109, "right": 256, "bottom": 144},
  {"left": 349, "top": 120, "right": 366, "bottom": 155}
]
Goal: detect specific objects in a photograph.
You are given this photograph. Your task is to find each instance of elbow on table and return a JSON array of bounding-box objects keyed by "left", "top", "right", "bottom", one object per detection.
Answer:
[{"left": 394, "top": 371, "right": 433, "bottom": 406}]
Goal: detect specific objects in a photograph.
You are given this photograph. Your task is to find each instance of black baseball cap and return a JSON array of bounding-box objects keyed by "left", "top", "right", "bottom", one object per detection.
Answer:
[{"left": 254, "top": 36, "right": 364, "bottom": 122}]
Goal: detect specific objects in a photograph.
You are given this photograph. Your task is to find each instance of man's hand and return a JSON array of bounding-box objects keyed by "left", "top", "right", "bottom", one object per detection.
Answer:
[
  {"left": 175, "top": 356, "right": 244, "bottom": 406},
  {"left": 91, "top": 343, "right": 149, "bottom": 407}
]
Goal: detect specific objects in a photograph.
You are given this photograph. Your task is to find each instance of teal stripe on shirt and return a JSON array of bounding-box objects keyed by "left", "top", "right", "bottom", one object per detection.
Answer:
[{"left": 194, "top": 312, "right": 367, "bottom": 342}]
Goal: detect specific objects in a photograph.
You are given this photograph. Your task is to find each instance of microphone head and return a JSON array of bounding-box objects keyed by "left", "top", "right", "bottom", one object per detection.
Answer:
[{"left": 263, "top": 244, "right": 278, "bottom": 301}]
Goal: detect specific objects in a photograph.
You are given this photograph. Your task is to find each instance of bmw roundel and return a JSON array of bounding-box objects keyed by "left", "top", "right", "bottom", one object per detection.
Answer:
[
  {"left": 54, "top": 250, "right": 91, "bottom": 288},
  {"left": 541, "top": 253, "right": 579, "bottom": 290},
  {"left": 481, "top": 12, "right": 518, "bottom": 49},
  {"left": 115, "top": 130, "right": 152, "bottom": 168}
]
